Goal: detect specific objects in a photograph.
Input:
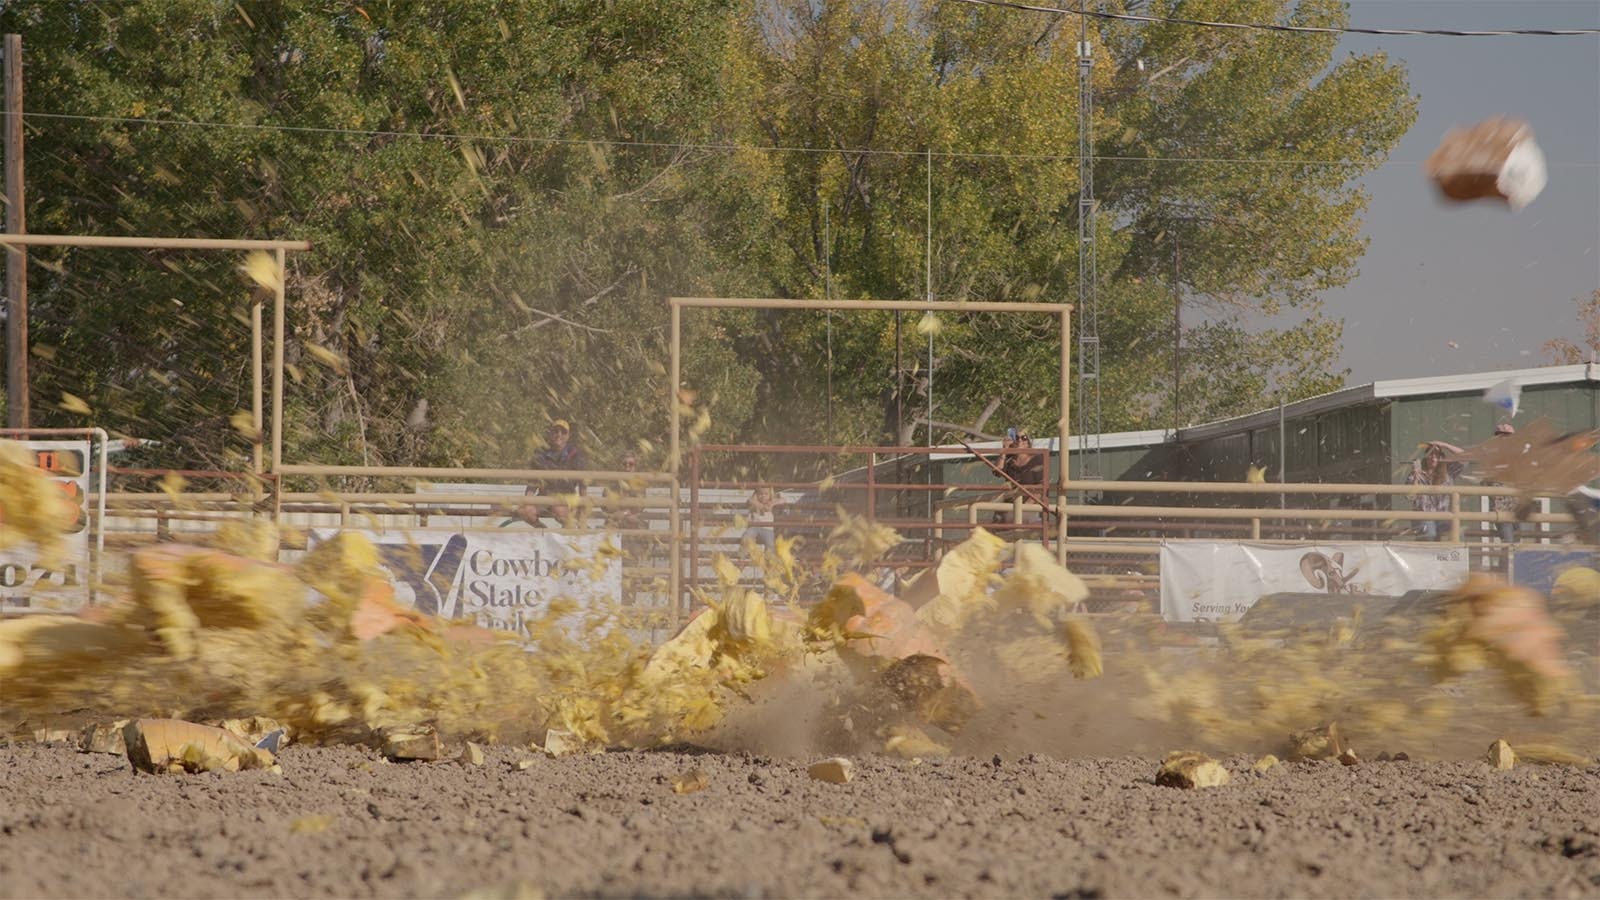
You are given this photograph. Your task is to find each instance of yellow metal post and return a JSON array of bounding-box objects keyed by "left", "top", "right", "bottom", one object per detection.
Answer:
[
  {"left": 251, "top": 297, "right": 263, "bottom": 473},
  {"left": 270, "top": 248, "right": 286, "bottom": 475},
  {"left": 668, "top": 300, "right": 682, "bottom": 618}
]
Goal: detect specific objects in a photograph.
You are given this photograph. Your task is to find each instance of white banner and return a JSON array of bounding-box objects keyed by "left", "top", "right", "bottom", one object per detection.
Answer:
[
  {"left": 1, "top": 440, "right": 92, "bottom": 612},
  {"left": 1159, "top": 541, "right": 1470, "bottom": 623},
  {"left": 310, "top": 529, "right": 621, "bottom": 636}
]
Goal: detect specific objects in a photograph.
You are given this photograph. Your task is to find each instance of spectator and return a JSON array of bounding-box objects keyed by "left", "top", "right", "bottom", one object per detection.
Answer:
[
  {"left": 1004, "top": 430, "right": 1046, "bottom": 490},
  {"left": 1407, "top": 443, "right": 1456, "bottom": 541},
  {"left": 744, "top": 485, "right": 781, "bottom": 552},
  {"left": 995, "top": 428, "right": 1046, "bottom": 525},
  {"left": 609, "top": 452, "right": 646, "bottom": 533},
  {"left": 519, "top": 418, "right": 586, "bottom": 527}
]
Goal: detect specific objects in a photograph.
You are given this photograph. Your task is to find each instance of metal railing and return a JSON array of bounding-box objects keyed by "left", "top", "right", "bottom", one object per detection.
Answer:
[
  {"left": 10, "top": 451, "right": 1594, "bottom": 619},
  {"left": 686, "top": 442, "right": 1055, "bottom": 596}
]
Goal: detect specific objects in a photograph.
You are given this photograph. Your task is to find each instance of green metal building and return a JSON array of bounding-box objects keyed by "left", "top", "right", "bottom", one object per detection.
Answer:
[
  {"left": 1065, "top": 363, "right": 1600, "bottom": 488},
  {"left": 856, "top": 365, "right": 1597, "bottom": 519},
  {"left": 934, "top": 361, "right": 1593, "bottom": 490}
]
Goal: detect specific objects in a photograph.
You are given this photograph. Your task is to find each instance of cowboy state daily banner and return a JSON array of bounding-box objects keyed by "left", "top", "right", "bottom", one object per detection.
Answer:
[
  {"left": 309, "top": 529, "right": 621, "bottom": 635},
  {"left": 1159, "top": 541, "right": 1470, "bottom": 623}
]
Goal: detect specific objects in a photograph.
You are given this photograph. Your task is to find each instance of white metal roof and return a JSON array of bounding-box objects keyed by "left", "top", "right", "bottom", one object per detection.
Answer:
[
  {"left": 1175, "top": 363, "right": 1598, "bottom": 443},
  {"left": 924, "top": 365, "right": 1598, "bottom": 459},
  {"left": 1370, "top": 362, "right": 1597, "bottom": 398},
  {"left": 928, "top": 428, "right": 1173, "bottom": 460},
  {"left": 717, "top": 364, "right": 1597, "bottom": 473},
  {"left": 1065, "top": 428, "right": 1175, "bottom": 451}
]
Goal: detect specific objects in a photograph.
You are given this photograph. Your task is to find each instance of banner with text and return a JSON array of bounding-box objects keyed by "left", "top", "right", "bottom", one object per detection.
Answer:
[
  {"left": 1510, "top": 548, "right": 1599, "bottom": 597},
  {"left": 1159, "top": 541, "right": 1470, "bottom": 623},
  {"left": 310, "top": 529, "right": 621, "bottom": 635},
  {"left": 1, "top": 440, "right": 92, "bottom": 612}
]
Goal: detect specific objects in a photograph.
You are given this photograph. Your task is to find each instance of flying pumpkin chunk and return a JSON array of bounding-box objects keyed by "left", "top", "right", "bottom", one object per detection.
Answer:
[{"left": 1425, "top": 117, "right": 1547, "bottom": 210}]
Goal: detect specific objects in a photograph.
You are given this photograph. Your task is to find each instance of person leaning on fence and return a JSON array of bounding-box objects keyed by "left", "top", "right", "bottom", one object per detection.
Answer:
[
  {"left": 518, "top": 418, "right": 587, "bottom": 527},
  {"left": 1407, "top": 444, "right": 1455, "bottom": 541},
  {"left": 995, "top": 428, "right": 1045, "bottom": 525}
]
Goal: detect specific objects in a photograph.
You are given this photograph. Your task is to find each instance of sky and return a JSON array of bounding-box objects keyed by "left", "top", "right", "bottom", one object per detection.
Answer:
[{"left": 1319, "top": 0, "right": 1600, "bottom": 384}]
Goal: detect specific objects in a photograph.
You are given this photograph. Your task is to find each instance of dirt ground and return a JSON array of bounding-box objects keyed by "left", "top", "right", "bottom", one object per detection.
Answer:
[{"left": 2, "top": 743, "right": 1596, "bottom": 899}]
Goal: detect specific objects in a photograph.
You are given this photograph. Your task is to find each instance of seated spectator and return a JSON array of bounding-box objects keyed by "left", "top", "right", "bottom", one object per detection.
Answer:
[
  {"left": 518, "top": 418, "right": 586, "bottom": 527},
  {"left": 609, "top": 452, "right": 646, "bottom": 533}
]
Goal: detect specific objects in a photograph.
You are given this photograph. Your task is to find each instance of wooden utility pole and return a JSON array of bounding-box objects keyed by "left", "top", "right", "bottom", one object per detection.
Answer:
[{"left": 3, "top": 33, "right": 26, "bottom": 429}]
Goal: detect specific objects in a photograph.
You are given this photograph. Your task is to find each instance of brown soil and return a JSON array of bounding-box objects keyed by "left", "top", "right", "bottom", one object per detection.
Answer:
[{"left": 2, "top": 744, "right": 1596, "bottom": 899}]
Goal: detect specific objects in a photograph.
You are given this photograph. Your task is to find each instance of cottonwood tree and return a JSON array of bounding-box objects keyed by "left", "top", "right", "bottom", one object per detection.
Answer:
[
  {"left": 4, "top": 0, "right": 749, "bottom": 474},
  {"left": 6, "top": 0, "right": 1416, "bottom": 472},
  {"left": 1542, "top": 290, "right": 1600, "bottom": 365},
  {"left": 708, "top": 0, "right": 1413, "bottom": 442}
]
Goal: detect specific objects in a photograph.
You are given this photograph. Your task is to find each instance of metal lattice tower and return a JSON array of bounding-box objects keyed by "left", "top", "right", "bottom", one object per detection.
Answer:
[{"left": 1075, "top": 5, "right": 1102, "bottom": 480}]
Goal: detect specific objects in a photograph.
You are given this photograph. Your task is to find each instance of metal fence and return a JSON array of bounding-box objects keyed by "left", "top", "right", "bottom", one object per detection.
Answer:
[{"left": 5, "top": 445, "right": 1594, "bottom": 623}]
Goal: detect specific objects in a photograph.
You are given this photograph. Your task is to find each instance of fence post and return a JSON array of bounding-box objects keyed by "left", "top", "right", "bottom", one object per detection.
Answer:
[
  {"left": 668, "top": 476, "right": 682, "bottom": 625},
  {"left": 866, "top": 451, "right": 876, "bottom": 524},
  {"left": 1057, "top": 494, "right": 1068, "bottom": 565},
  {"left": 1034, "top": 446, "right": 1048, "bottom": 548},
  {"left": 688, "top": 449, "right": 701, "bottom": 606},
  {"left": 1482, "top": 494, "right": 1492, "bottom": 546},
  {"left": 1449, "top": 490, "right": 1462, "bottom": 543}
]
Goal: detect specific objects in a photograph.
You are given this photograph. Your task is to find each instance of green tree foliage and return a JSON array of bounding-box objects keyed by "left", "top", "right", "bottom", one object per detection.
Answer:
[
  {"left": 715, "top": 0, "right": 1414, "bottom": 442},
  {"left": 4, "top": 0, "right": 749, "bottom": 473},
  {"left": 1542, "top": 289, "right": 1600, "bottom": 365},
  {"left": 2, "top": 0, "right": 1415, "bottom": 472}
]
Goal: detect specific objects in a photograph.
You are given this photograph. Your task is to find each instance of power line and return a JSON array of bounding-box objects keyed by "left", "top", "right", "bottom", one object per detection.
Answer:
[
  {"left": 952, "top": 0, "right": 1600, "bottom": 37},
  {"left": 17, "top": 111, "right": 1599, "bottom": 168}
]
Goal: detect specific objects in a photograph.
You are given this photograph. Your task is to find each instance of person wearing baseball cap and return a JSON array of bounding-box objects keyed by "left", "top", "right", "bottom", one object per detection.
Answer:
[{"left": 517, "top": 418, "right": 587, "bottom": 527}]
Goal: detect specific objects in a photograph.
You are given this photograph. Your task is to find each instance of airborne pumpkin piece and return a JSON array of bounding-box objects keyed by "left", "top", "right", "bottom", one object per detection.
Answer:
[
  {"left": 1425, "top": 117, "right": 1547, "bottom": 209},
  {"left": 0, "top": 441, "right": 78, "bottom": 567},
  {"left": 126, "top": 543, "right": 303, "bottom": 660},
  {"left": 1428, "top": 575, "right": 1572, "bottom": 715}
]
